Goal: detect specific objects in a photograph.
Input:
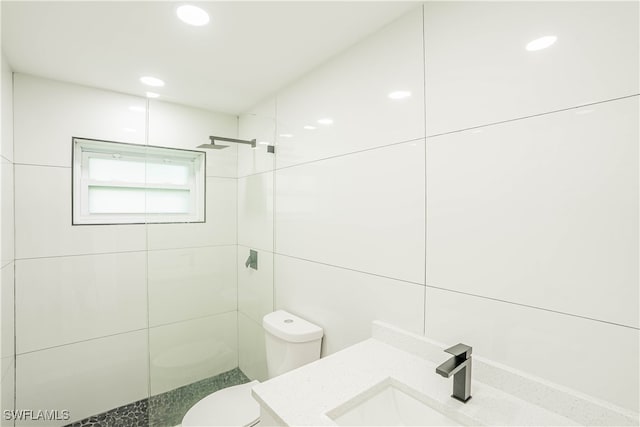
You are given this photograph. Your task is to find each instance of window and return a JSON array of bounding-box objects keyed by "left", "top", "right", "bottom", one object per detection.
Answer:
[{"left": 72, "top": 138, "right": 205, "bottom": 225}]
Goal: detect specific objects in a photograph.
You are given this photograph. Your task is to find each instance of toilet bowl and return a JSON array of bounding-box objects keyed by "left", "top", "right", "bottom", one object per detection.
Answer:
[{"left": 181, "top": 310, "right": 323, "bottom": 427}]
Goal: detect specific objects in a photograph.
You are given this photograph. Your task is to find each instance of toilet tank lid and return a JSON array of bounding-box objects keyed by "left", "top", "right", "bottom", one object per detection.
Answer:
[{"left": 263, "top": 310, "right": 324, "bottom": 343}]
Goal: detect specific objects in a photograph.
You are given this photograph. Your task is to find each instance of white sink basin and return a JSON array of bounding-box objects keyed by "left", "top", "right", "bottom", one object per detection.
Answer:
[{"left": 326, "top": 378, "right": 475, "bottom": 426}]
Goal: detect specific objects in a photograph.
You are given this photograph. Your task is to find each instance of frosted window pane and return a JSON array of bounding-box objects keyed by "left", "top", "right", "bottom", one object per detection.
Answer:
[
  {"left": 146, "top": 162, "right": 189, "bottom": 185},
  {"left": 88, "top": 187, "right": 146, "bottom": 214},
  {"left": 88, "top": 187, "right": 190, "bottom": 214},
  {"left": 89, "top": 158, "right": 146, "bottom": 183},
  {"left": 145, "top": 189, "right": 190, "bottom": 214}
]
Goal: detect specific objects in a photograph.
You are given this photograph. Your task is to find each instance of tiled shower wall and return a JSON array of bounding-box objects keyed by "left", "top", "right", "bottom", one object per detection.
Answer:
[
  {"left": 238, "top": 2, "right": 639, "bottom": 414},
  {"left": 10, "top": 74, "right": 239, "bottom": 425},
  {"left": 1, "top": 53, "right": 16, "bottom": 427}
]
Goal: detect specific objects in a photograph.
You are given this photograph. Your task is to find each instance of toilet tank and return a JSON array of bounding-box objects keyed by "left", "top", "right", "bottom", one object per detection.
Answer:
[{"left": 263, "top": 310, "right": 323, "bottom": 378}]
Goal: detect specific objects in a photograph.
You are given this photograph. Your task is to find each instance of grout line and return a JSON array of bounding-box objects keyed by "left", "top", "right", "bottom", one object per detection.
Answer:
[
  {"left": 206, "top": 174, "right": 238, "bottom": 180},
  {"left": 237, "top": 168, "right": 275, "bottom": 180},
  {"left": 425, "top": 94, "right": 640, "bottom": 139},
  {"left": 274, "top": 251, "right": 425, "bottom": 288},
  {"left": 14, "top": 244, "right": 238, "bottom": 261},
  {"left": 426, "top": 284, "right": 640, "bottom": 331},
  {"left": 15, "top": 327, "right": 149, "bottom": 357},
  {"left": 421, "top": 2, "right": 428, "bottom": 337},
  {"left": 238, "top": 243, "right": 273, "bottom": 255},
  {"left": 15, "top": 249, "right": 148, "bottom": 261},
  {"left": 144, "top": 96, "right": 152, "bottom": 401},
  {"left": 272, "top": 98, "right": 278, "bottom": 313},
  {"left": 13, "top": 162, "right": 71, "bottom": 169},
  {"left": 11, "top": 70, "right": 17, "bottom": 416},
  {"left": 148, "top": 309, "right": 238, "bottom": 330},
  {"left": 235, "top": 114, "right": 240, "bottom": 370},
  {"left": 273, "top": 136, "right": 425, "bottom": 173}
]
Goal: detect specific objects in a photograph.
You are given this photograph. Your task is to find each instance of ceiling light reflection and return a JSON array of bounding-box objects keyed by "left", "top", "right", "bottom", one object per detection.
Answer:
[
  {"left": 388, "top": 90, "right": 412, "bottom": 100},
  {"left": 526, "top": 35, "right": 557, "bottom": 51}
]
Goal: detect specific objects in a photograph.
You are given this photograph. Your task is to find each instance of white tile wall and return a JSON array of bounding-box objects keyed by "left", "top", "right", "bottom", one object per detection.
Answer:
[
  {"left": 146, "top": 177, "right": 237, "bottom": 250},
  {"left": 426, "top": 96, "right": 639, "bottom": 328},
  {"left": 14, "top": 165, "right": 147, "bottom": 259},
  {"left": 274, "top": 254, "right": 424, "bottom": 356},
  {"left": 15, "top": 252, "right": 147, "bottom": 354},
  {"left": 425, "top": 287, "right": 639, "bottom": 413},
  {"left": 238, "top": 312, "right": 268, "bottom": 382},
  {"left": 275, "top": 140, "right": 425, "bottom": 284},
  {"left": 13, "top": 74, "right": 146, "bottom": 167},
  {"left": 238, "top": 99, "right": 276, "bottom": 177},
  {"left": 1, "top": 265, "right": 14, "bottom": 359},
  {"left": 1, "top": 158, "right": 13, "bottom": 268},
  {"left": 148, "top": 100, "right": 238, "bottom": 178},
  {"left": 423, "top": 1, "right": 639, "bottom": 135},
  {"left": 149, "top": 312, "right": 238, "bottom": 395},
  {"left": 148, "top": 245, "right": 237, "bottom": 327},
  {"left": 238, "top": 173, "right": 273, "bottom": 251},
  {"left": 1, "top": 55, "right": 14, "bottom": 161},
  {"left": 16, "top": 330, "right": 148, "bottom": 426},
  {"left": 1, "top": 357, "right": 15, "bottom": 427},
  {"left": 275, "top": 7, "right": 425, "bottom": 169},
  {"left": 237, "top": 245, "right": 273, "bottom": 324}
]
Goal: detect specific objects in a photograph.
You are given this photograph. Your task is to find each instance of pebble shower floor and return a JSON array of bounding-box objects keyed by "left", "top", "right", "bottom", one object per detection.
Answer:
[{"left": 64, "top": 368, "right": 250, "bottom": 427}]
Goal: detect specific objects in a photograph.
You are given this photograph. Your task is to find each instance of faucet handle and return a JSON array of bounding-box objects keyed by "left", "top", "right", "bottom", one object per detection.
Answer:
[{"left": 444, "top": 343, "right": 472, "bottom": 359}]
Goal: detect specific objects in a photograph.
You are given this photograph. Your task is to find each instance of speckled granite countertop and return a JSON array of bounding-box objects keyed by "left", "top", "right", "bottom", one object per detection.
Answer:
[{"left": 252, "top": 322, "right": 639, "bottom": 426}]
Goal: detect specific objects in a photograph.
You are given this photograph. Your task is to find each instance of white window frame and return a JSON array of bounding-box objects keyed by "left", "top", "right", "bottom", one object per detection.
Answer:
[{"left": 72, "top": 137, "right": 206, "bottom": 225}]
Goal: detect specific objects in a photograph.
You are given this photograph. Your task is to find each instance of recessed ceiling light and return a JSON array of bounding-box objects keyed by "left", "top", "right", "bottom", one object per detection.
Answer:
[
  {"left": 526, "top": 35, "right": 557, "bottom": 51},
  {"left": 140, "top": 76, "right": 165, "bottom": 87},
  {"left": 388, "top": 90, "right": 412, "bottom": 100},
  {"left": 303, "top": 125, "right": 316, "bottom": 130},
  {"left": 146, "top": 92, "right": 160, "bottom": 98},
  {"left": 317, "top": 118, "right": 333, "bottom": 125},
  {"left": 177, "top": 5, "right": 210, "bottom": 26},
  {"left": 279, "top": 134, "right": 293, "bottom": 138},
  {"left": 129, "top": 106, "right": 146, "bottom": 112}
]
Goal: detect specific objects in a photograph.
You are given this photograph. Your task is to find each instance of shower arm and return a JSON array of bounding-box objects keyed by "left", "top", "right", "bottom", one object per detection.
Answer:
[{"left": 209, "top": 135, "right": 257, "bottom": 148}]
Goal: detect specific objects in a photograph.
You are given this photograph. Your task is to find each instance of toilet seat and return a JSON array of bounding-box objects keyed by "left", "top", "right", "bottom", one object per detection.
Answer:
[{"left": 181, "top": 380, "right": 261, "bottom": 427}]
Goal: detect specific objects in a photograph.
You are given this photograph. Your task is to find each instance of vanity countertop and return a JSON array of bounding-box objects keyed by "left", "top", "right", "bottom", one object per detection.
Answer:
[{"left": 251, "top": 322, "right": 639, "bottom": 427}]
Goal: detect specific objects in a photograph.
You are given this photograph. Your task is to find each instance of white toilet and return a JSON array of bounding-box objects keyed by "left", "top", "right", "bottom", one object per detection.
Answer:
[{"left": 181, "top": 310, "right": 323, "bottom": 426}]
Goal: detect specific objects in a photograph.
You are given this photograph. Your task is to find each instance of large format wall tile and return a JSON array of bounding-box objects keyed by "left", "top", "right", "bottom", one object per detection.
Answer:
[
  {"left": 13, "top": 74, "right": 146, "bottom": 167},
  {"left": 1, "top": 158, "right": 13, "bottom": 267},
  {"left": 238, "top": 172, "right": 273, "bottom": 251},
  {"left": 425, "top": 287, "right": 639, "bottom": 412},
  {"left": 238, "top": 312, "right": 268, "bottom": 382},
  {"left": 275, "top": 8, "right": 424, "bottom": 168},
  {"left": 276, "top": 140, "right": 425, "bottom": 284},
  {"left": 14, "top": 165, "right": 146, "bottom": 258},
  {"left": 1, "top": 265, "right": 14, "bottom": 359},
  {"left": 148, "top": 245, "right": 237, "bottom": 327},
  {"left": 146, "top": 177, "right": 237, "bottom": 250},
  {"left": 238, "top": 246, "right": 273, "bottom": 324},
  {"left": 1, "top": 357, "right": 15, "bottom": 427},
  {"left": 148, "top": 100, "right": 238, "bottom": 178},
  {"left": 15, "top": 252, "right": 147, "bottom": 354},
  {"left": 16, "top": 331, "right": 148, "bottom": 426},
  {"left": 238, "top": 99, "right": 276, "bottom": 177},
  {"left": 426, "top": 97, "right": 639, "bottom": 328},
  {"left": 274, "top": 255, "right": 424, "bottom": 356},
  {"left": 149, "top": 312, "right": 238, "bottom": 395},
  {"left": 1, "top": 55, "right": 13, "bottom": 161},
  {"left": 424, "top": 1, "right": 639, "bottom": 135}
]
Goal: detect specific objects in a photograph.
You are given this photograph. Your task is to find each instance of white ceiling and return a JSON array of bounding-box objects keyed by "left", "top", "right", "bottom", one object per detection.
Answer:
[{"left": 1, "top": 1, "right": 418, "bottom": 115}]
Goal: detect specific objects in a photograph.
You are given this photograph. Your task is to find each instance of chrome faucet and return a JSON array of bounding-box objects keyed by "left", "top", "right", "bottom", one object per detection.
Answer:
[{"left": 436, "top": 343, "right": 472, "bottom": 403}]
